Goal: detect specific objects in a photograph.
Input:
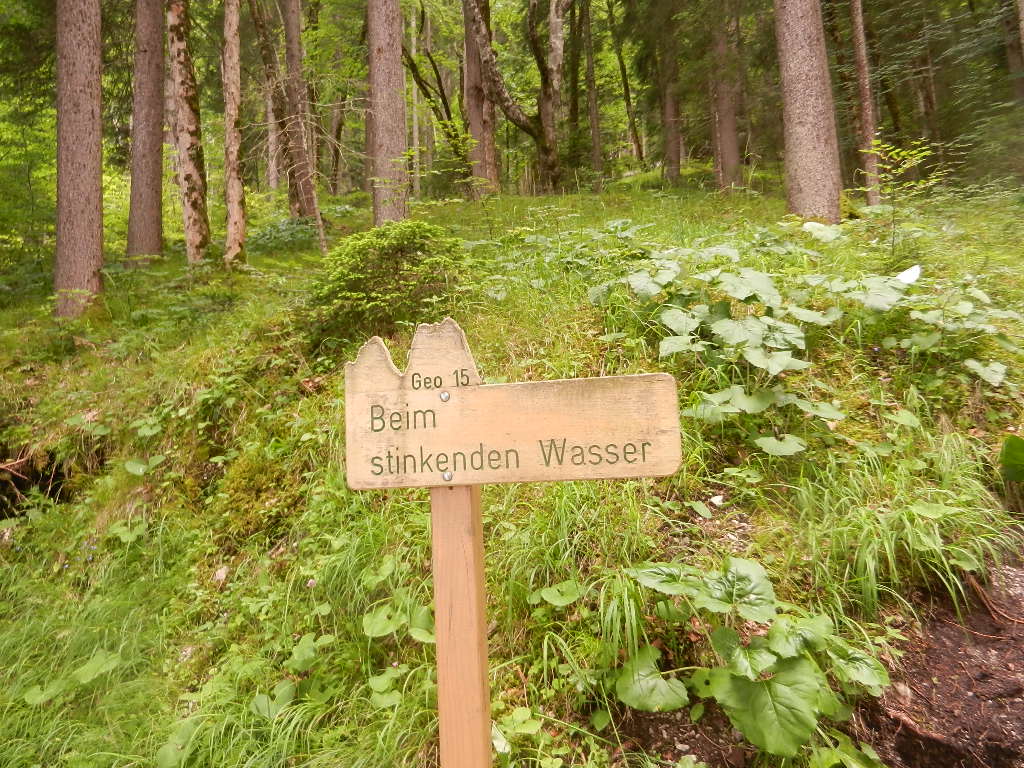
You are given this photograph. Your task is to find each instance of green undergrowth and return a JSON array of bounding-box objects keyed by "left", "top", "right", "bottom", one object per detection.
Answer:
[{"left": 0, "top": 182, "right": 1022, "bottom": 767}]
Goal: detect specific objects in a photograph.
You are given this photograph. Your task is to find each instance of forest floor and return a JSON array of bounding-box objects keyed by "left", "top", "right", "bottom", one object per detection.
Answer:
[{"left": 1, "top": 175, "right": 1023, "bottom": 768}]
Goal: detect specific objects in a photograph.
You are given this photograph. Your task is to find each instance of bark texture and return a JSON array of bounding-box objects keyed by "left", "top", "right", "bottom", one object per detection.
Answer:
[
  {"left": 607, "top": 0, "right": 642, "bottom": 161},
  {"left": 265, "top": 82, "right": 281, "bottom": 189},
  {"left": 849, "top": 0, "right": 880, "bottom": 204},
  {"left": 659, "top": 13, "right": 681, "bottom": 184},
  {"left": 55, "top": 0, "right": 103, "bottom": 317},
  {"left": 462, "top": 0, "right": 499, "bottom": 195},
  {"left": 465, "top": 0, "right": 570, "bottom": 190},
  {"left": 249, "top": 0, "right": 295, "bottom": 207},
  {"left": 582, "top": 0, "right": 603, "bottom": 190},
  {"left": 127, "top": 0, "right": 164, "bottom": 260},
  {"left": 1005, "top": 0, "right": 1024, "bottom": 99},
  {"left": 279, "top": 0, "right": 326, "bottom": 250},
  {"left": 711, "top": 5, "right": 742, "bottom": 190},
  {"left": 223, "top": 0, "right": 246, "bottom": 265},
  {"left": 368, "top": 0, "right": 409, "bottom": 223},
  {"left": 773, "top": 0, "right": 842, "bottom": 222},
  {"left": 167, "top": 0, "right": 210, "bottom": 263}
]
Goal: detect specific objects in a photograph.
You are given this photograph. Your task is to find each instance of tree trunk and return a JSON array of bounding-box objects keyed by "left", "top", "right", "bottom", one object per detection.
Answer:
[
  {"left": 223, "top": 0, "right": 245, "bottom": 265},
  {"left": 279, "top": 0, "right": 326, "bottom": 250},
  {"left": 849, "top": 0, "right": 880, "bottom": 205},
  {"left": 167, "top": 0, "right": 210, "bottom": 264},
  {"left": 127, "top": 0, "right": 164, "bottom": 261},
  {"left": 329, "top": 98, "right": 347, "bottom": 194},
  {"left": 410, "top": 12, "right": 421, "bottom": 197},
  {"left": 711, "top": 4, "right": 741, "bottom": 190},
  {"left": 368, "top": 0, "right": 409, "bottom": 223},
  {"left": 462, "top": 0, "right": 499, "bottom": 195},
  {"left": 1003, "top": 0, "right": 1024, "bottom": 99},
  {"left": 582, "top": 0, "right": 602, "bottom": 190},
  {"left": 567, "top": 1, "right": 581, "bottom": 144},
  {"left": 248, "top": 0, "right": 296, "bottom": 207},
  {"left": 659, "top": 15, "right": 681, "bottom": 185},
  {"left": 266, "top": 82, "right": 280, "bottom": 189},
  {"left": 607, "top": 0, "right": 642, "bottom": 162},
  {"left": 55, "top": 0, "right": 103, "bottom": 317},
  {"left": 773, "top": 0, "right": 842, "bottom": 222}
]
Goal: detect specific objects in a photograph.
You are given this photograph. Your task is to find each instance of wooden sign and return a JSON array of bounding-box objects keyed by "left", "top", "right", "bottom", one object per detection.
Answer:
[
  {"left": 344, "top": 319, "right": 681, "bottom": 768},
  {"left": 345, "top": 319, "right": 681, "bottom": 489}
]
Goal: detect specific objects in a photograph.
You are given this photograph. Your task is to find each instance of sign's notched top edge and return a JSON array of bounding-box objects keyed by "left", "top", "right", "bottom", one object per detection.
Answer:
[{"left": 346, "top": 317, "right": 477, "bottom": 380}]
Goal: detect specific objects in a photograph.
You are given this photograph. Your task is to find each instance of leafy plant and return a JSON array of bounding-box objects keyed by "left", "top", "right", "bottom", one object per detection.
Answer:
[
  {"left": 305, "top": 219, "right": 464, "bottom": 343},
  {"left": 613, "top": 558, "right": 888, "bottom": 760}
]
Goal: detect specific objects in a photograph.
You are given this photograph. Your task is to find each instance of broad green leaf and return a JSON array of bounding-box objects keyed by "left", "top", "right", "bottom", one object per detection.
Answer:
[
  {"left": 124, "top": 458, "right": 149, "bottom": 476},
  {"left": 762, "top": 317, "right": 806, "bottom": 350},
  {"left": 491, "top": 723, "right": 512, "bottom": 754},
  {"left": 409, "top": 605, "right": 435, "bottom": 643},
  {"left": 23, "top": 678, "right": 69, "bottom": 706},
  {"left": 615, "top": 645, "right": 689, "bottom": 712},
  {"left": 360, "top": 554, "right": 396, "bottom": 588},
  {"left": 362, "top": 603, "right": 406, "bottom": 637},
  {"left": 539, "top": 579, "right": 587, "bottom": 607},
  {"left": 702, "top": 558, "right": 776, "bottom": 622},
  {"left": 791, "top": 399, "right": 846, "bottom": 421},
  {"left": 786, "top": 305, "right": 840, "bottom": 325},
  {"left": 155, "top": 718, "right": 201, "bottom": 768},
  {"left": 730, "top": 388, "right": 778, "bottom": 414},
  {"left": 660, "top": 308, "right": 702, "bottom": 336},
  {"left": 1000, "top": 435, "right": 1024, "bottom": 482},
  {"left": 368, "top": 665, "right": 407, "bottom": 693},
  {"left": 249, "top": 680, "right": 295, "bottom": 720},
  {"left": 754, "top": 434, "right": 807, "bottom": 456},
  {"left": 963, "top": 358, "right": 1006, "bottom": 386},
  {"left": 370, "top": 690, "right": 402, "bottom": 707},
  {"left": 626, "top": 562, "right": 702, "bottom": 596},
  {"left": 767, "top": 614, "right": 835, "bottom": 657},
  {"left": 625, "top": 271, "right": 662, "bottom": 299},
  {"left": 884, "top": 409, "right": 920, "bottom": 428},
  {"left": 742, "top": 347, "right": 812, "bottom": 375},
  {"left": 711, "top": 626, "right": 777, "bottom": 679},
  {"left": 72, "top": 649, "right": 121, "bottom": 684},
  {"left": 285, "top": 633, "right": 317, "bottom": 673},
  {"left": 718, "top": 269, "right": 782, "bottom": 307},
  {"left": 659, "top": 335, "right": 708, "bottom": 358},
  {"left": 827, "top": 639, "right": 889, "bottom": 696},
  {"left": 846, "top": 277, "right": 905, "bottom": 311},
  {"left": 709, "top": 658, "right": 822, "bottom": 757},
  {"left": 711, "top": 317, "right": 765, "bottom": 347},
  {"left": 590, "top": 708, "right": 611, "bottom": 731}
]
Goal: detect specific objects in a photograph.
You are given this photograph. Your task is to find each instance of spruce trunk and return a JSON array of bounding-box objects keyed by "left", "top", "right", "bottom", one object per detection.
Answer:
[
  {"left": 711, "top": 8, "right": 742, "bottom": 190},
  {"left": 55, "top": 0, "right": 103, "bottom": 317},
  {"left": 223, "top": 0, "right": 246, "bottom": 265},
  {"left": 463, "top": 0, "right": 499, "bottom": 195},
  {"left": 127, "top": 0, "right": 164, "bottom": 261},
  {"left": 773, "top": 0, "right": 842, "bottom": 222},
  {"left": 582, "top": 0, "right": 603, "bottom": 190},
  {"left": 279, "top": 0, "right": 326, "bottom": 251},
  {"left": 368, "top": 0, "right": 409, "bottom": 223},
  {"left": 849, "top": 0, "right": 880, "bottom": 205}
]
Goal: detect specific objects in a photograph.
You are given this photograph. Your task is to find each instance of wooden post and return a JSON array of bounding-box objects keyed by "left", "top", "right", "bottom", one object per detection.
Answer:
[{"left": 430, "top": 485, "right": 492, "bottom": 768}]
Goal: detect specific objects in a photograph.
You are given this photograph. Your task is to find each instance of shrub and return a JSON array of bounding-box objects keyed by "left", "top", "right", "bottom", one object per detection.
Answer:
[{"left": 305, "top": 219, "right": 463, "bottom": 342}]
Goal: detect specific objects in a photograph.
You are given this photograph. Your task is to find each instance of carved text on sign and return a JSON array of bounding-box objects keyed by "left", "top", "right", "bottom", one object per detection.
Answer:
[{"left": 345, "top": 319, "right": 681, "bottom": 489}]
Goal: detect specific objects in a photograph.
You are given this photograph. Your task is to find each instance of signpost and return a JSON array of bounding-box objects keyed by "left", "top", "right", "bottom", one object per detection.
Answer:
[{"left": 345, "top": 318, "right": 681, "bottom": 767}]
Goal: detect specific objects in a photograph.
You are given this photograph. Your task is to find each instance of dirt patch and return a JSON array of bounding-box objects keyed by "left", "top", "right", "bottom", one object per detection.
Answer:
[
  {"left": 614, "top": 705, "right": 753, "bottom": 767},
  {"left": 854, "top": 564, "right": 1024, "bottom": 768}
]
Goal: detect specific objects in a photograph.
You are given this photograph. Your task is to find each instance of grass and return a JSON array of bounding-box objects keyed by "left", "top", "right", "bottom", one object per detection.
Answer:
[{"left": 0, "top": 176, "right": 1022, "bottom": 767}]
